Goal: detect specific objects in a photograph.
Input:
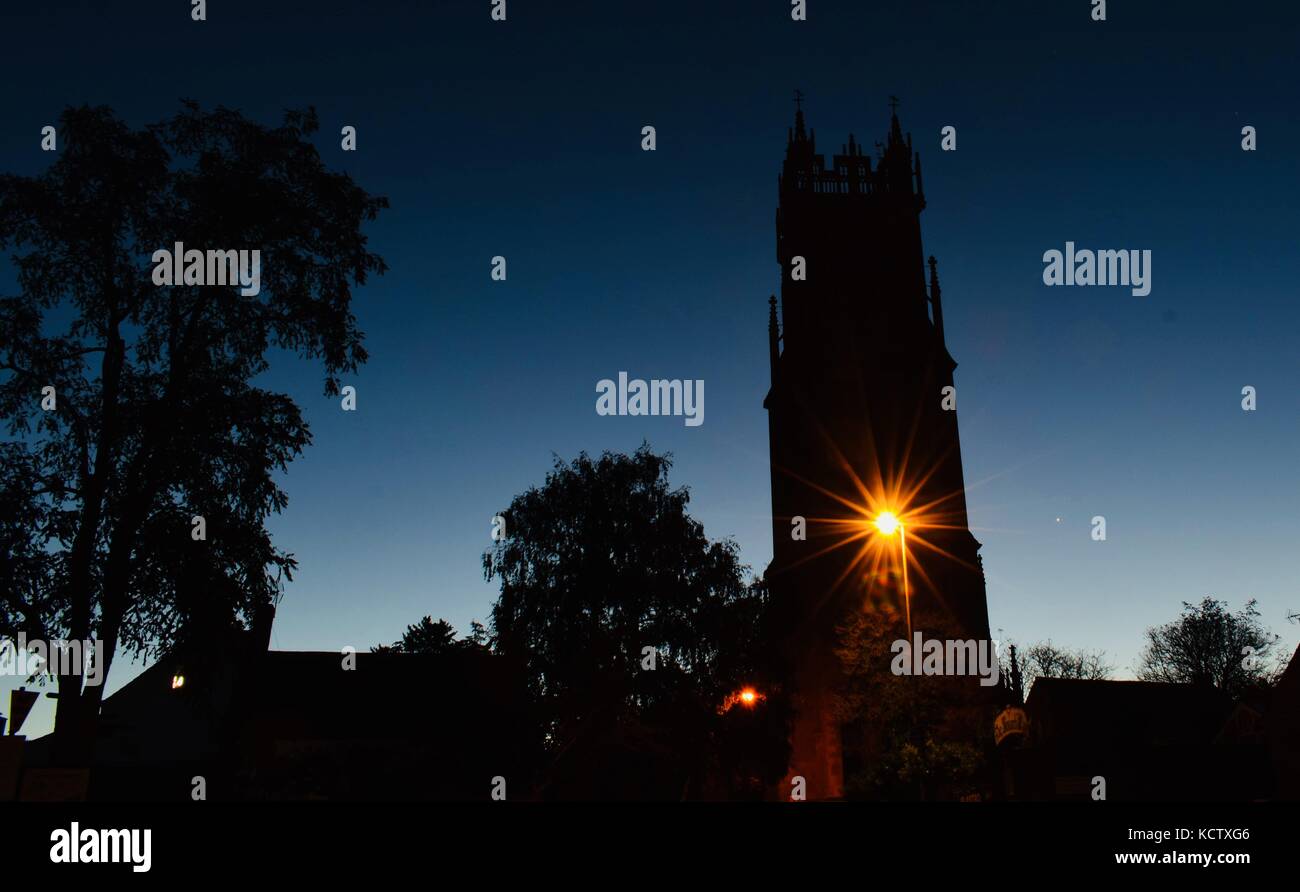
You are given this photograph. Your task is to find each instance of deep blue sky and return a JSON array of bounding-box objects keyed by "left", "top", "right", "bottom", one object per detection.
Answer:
[{"left": 3, "top": 0, "right": 1299, "bottom": 736}]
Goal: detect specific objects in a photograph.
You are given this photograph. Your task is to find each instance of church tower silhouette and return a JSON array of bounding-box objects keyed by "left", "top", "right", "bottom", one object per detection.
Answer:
[{"left": 764, "top": 97, "right": 993, "bottom": 800}]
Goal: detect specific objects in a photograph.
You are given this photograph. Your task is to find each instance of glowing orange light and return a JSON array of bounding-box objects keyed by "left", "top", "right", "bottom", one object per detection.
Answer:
[
  {"left": 171, "top": 674, "right": 185, "bottom": 690},
  {"left": 720, "top": 686, "right": 764, "bottom": 713},
  {"left": 874, "top": 511, "right": 901, "bottom": 536}
]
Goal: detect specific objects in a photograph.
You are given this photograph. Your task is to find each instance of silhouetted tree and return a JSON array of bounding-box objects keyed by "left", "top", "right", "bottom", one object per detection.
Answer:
[
  {"left": 372, "top": 616, "right": 488, "bottom": 654},
  {"left": 1137, "top": 597, "right": 1282, "bottom": 698},
  {"left": 834, "top": 607, "right": 988, "bottom": 800},
  {"left": 483, "top": 445, "right": 786, "bottom": 797},
  {"left": 0, "top": 102, "right": 387, "bottom": 763},
  {"left": 1010, "top": 640, "right": 1113, "bottom": 697}
]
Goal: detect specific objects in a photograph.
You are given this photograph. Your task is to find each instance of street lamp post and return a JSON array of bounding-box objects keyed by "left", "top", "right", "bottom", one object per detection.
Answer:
[
  {"left": 874, "top": 512, "right": 911, "bottom": 640},
  {"left": 899, "top": 523, "right": 910, "bottom": 640}
]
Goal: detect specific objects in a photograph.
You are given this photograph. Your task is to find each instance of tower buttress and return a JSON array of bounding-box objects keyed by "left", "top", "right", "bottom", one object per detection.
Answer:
[
  {"left": 928, "top": 255, "right": 946, "bottom": 348},
  {"left": 767, "top": 294, "right": 780, "bottom": 385}
]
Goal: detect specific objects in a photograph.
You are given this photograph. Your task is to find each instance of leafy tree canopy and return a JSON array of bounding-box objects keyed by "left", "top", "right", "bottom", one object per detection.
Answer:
[
  {"left": 483, "top": 445, "right": 781, "bottom": 787},
  {"left": 372, "top": 616, "right": 488, "bottom": 655},
  {"left": 1137, "top": 597, "right": 1283, "bottom": 698}
]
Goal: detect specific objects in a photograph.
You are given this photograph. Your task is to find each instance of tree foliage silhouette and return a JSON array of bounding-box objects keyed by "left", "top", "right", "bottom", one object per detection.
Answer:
[
  {"left": 483, "top": 446, "right": 784, "bottom": 796},
  {"left": 1137, "top": 597, "right": 1282, "bottom": 698},
  {"left": 0, "top": 102, "right": 386, "bottom": 762},
  {"left": 372, "top": 616, "right": 488, "bottom": 655},
  {"left": 1011, "top": 640, "right": 1113, "bottom": 697},
  {"left": 834, "top": 607, "right": 989, "bottom": 800}
]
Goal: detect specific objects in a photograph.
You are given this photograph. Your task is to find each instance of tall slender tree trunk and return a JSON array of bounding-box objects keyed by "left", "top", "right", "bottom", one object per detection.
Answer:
[{"left": 51, "top": 327, "right": 123, "bottom": 767}]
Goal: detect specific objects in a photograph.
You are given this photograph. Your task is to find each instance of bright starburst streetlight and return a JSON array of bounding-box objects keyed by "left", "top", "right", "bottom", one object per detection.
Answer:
[
  {"left": 873, "top": 511, "right": 900, "bottom": 536},
  {"left": 874, "top": 511, "right": 910, "bottom": 638}
]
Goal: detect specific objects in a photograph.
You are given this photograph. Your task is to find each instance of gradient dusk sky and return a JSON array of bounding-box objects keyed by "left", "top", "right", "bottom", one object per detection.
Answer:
[{"left": 3, "top": 0, "right": 1299, "bottom": 736}]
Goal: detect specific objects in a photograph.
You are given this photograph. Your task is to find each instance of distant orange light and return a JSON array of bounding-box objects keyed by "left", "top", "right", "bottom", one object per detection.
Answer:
[
  {"left": 721, "top": 686, "right": 764, "bottom": 713},
  {"left": 171, "top": 674, "right": 185, "bottom": 690}
]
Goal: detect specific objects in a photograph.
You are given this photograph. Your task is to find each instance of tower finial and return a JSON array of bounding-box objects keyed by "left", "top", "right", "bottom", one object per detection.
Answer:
[
  {"left": 888, "top": 95, "right": 904, "bottom": 144},
  {"left": 793, "top": 89, "right": 807, "bottom": 140}
]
